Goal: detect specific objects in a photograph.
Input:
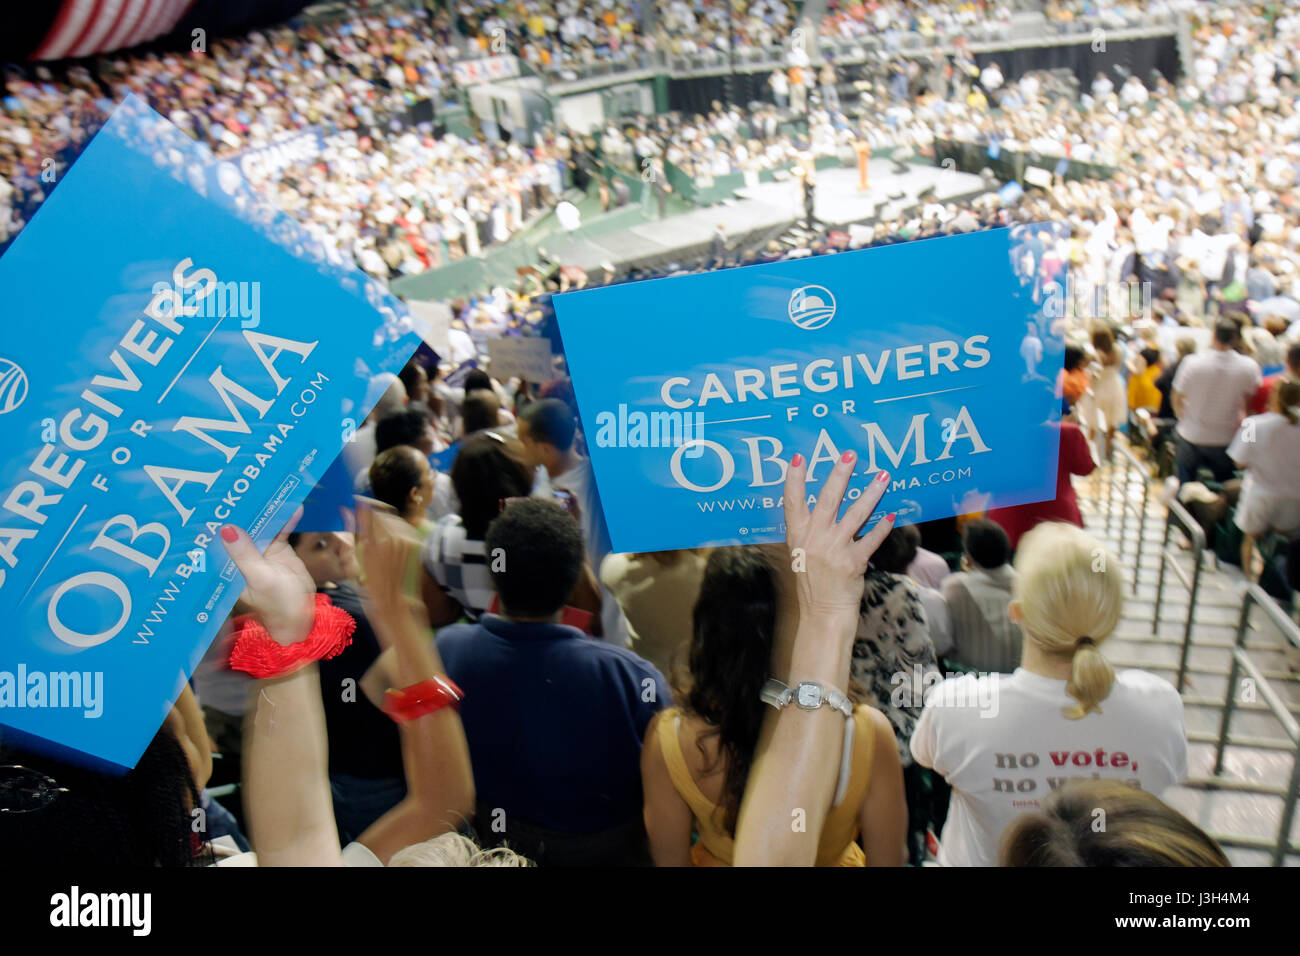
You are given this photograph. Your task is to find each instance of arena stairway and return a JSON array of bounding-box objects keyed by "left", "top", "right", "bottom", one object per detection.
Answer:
[{"left": 1077, "top": 444, "right": 1300, "bottom": 866}]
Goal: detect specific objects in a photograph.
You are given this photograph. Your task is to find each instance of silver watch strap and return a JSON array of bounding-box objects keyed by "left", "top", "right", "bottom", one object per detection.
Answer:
[
  {"left": 760, "top": 678, "right": 792, "bottom": 709},
  {"left": 823, "top": 685, "right": 853, "bottom": 719},
  {"left": 761, "top": 678, "right": 852, "bottom": 718}
]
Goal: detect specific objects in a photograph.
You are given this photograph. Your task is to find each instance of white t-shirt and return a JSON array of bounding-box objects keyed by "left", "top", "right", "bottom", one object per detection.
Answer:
[
  {"left": 1171, "top": 348, "right": 1262, "bottom": 446},
  {"left": 1228, "top": 411, "right": 1300, "bottom": 498},
  {"left": 911, "top": 668, "right": 1188, "bottom": 867}
]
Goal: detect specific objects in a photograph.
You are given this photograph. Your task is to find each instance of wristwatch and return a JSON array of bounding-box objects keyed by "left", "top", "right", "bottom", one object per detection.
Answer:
[
  {"left": 760, "top": 678, "right": 853, "bottom": 718},
  {"left": 759, "top": 678, "right": 856, "bottom": 808}
]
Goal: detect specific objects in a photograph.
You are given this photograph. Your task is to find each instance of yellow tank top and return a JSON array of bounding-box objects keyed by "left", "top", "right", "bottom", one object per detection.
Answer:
[{"left": 655, "top": 705, "right": 876, "bottom": 867}]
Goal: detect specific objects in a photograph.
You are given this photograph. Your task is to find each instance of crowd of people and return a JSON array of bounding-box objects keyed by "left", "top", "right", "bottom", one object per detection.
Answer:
[
  {"left": 8, "top": 185, "right": 1297, "bottom": 867},
  {"left": 0, "top": 4, "right": 580, "bottom": 270},
  {"left": 821, "top": 0, "right": 1016, "bottom": 44},
  {"left": 4, "top": 0, "right": 1160, "bottom": 270},
  {"left": 1044, "top": 0, "right": 1178, "bottom": 31},
  {"left": 6, "top": 0, "right": 1300, "bottom": 870},
  {"left": 0, "top": 362, "right": 1237, "bottom": 867}
]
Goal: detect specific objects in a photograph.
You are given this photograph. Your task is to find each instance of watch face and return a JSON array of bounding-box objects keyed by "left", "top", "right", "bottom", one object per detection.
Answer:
[{"left": 795, "top": 683, "right": 822, "bottom": 708}]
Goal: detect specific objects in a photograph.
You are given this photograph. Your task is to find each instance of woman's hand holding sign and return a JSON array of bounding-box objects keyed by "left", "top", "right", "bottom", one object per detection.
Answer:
[
  {"left": 783, "top": 449, "right": 896, "bottom": 621},
  {"left": 735, "top": 449, "right": 894, "bottom": 867},
  {"left": 219, "top": 510, "right": 315, "bottom": 646}
]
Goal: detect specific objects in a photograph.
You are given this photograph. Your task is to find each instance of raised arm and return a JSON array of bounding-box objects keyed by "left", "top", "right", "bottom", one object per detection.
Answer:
[
  {"left": 355, "top": 503, "right": 475, "bottom": 864},
  {"left": 224, "top": 517, "right": 345, "bottom": 867},
  {"left": 734, "top": 451, "right": 894, "bottom": 866}
]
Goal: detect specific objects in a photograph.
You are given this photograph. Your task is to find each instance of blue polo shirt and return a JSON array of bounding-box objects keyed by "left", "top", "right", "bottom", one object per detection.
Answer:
[{"left": 436, "top": 614, "right": 669, "bottom": 834}]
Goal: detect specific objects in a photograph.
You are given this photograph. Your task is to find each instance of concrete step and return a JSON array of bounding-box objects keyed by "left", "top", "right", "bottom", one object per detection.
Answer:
[
  {"left": 986, "top": 443, "right": 1300, "bottom": 863},
  {"left": 1105, "top": 640, "right": 1300, "bottom": 681},
  {"left": 1162, "top": 783, "right": 1300, "bottom": 859}
]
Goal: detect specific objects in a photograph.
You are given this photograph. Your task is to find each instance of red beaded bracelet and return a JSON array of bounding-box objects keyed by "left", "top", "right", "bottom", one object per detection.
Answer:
[
  {"left": 381, "top": 675, "right": 464, "bottom": 723},
  {"left": 228, "top": 593, "right": 356, "bottom": 679}
]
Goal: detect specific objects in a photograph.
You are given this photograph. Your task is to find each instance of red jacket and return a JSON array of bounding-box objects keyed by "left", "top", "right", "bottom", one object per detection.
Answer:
[{"left": 987, "top": 421, "right": 1096, "bottom": 549}]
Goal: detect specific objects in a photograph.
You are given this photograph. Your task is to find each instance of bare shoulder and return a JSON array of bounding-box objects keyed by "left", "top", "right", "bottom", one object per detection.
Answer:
[{"left": 858, "top": 705, "right": 898, "bottom": 746}]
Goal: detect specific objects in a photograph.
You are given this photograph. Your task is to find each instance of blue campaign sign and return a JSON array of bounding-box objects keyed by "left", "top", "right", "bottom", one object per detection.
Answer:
[
  {"left": 553, "top": 228, "right": 1067, "bottom": 554},
  {"left": 0, "top": 98, "right": 419, "bottom": 770},
  {"left": 296, "top": 453, "right": 357, "bottom": 533}
]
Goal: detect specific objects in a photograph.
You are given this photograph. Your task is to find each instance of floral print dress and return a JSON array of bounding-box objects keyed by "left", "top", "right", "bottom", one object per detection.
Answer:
[{"left": 850, "top": 570, "right": 941, "bottom": 767}]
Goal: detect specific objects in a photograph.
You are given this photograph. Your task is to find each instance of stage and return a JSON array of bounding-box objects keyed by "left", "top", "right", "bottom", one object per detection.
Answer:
[
  {"left": 528, "top": 159, "right": 990, "bottom": 275},
  {"left": 735, "top": 160, "right": 988, "bottom": 228}
]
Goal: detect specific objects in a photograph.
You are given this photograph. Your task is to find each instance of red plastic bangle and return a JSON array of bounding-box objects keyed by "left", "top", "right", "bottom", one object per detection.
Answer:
[
  {"left": 228, "top": 594, "right": 356, "bottom": 679},
  {"left": 381, "top": 676, "right": 464, "bottom": 723}
]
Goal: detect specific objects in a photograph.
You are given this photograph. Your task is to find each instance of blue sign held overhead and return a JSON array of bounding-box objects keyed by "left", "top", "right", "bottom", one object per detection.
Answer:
[
  {"left": 444, "top": 360, "right": 479, "bottom": 389},
  {"left": 0, "top": 98, "right": 420, "bottom": 770},
  {"left": 296, "top": 452, "right": 358, "bottom": 533},
  {"left": 553, "top": 228, "right": 1067, "bottom": 554}
]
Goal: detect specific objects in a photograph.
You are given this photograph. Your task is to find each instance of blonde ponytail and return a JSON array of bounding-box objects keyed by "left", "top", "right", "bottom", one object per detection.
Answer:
[
  {"left": 1065, "top": 636, "right": 1117, "bottom": 720},
  {"left": 1013, "top": 523, "right": 1123, "bottom": 719}
]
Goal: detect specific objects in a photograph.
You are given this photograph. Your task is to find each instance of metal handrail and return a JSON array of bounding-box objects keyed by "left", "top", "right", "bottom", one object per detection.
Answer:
[
  {"left": 1212, "top": 584, "right": 1300, "bottom": 866},
  {"left": 1112, "top": 443, "right": 1151, "bottom": 594},
  {"left": 1085, "top": 439, "right": 1151, "bottom": 594},
  {"left": 1153, "top": 496, "right": 1206, "bottom": 691}
]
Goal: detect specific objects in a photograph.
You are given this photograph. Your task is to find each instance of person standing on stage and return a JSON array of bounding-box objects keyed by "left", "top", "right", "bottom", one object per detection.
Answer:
[
  {"left": 796, "top": 162, "right": 816, "bottom": 228},
  {"left": 854, "top": 135, "right": 871, "bottom": 191}
]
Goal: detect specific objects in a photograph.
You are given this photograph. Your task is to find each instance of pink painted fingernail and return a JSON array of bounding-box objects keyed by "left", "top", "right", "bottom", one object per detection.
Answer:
[
  {"left": 887, "top": 512, "right": 897, "bottom": 523},
  {"left": 876, "top": 471, "right": 890, "bottom": 484},
  {"left": 841, "top": 450, "right": 855, "bottom": 463},
  {"left": 790, "top": 453, "right": 804, "bottom": 468},
  {"left": 220, "top": 525, "right": 238, "bottom": 543}
]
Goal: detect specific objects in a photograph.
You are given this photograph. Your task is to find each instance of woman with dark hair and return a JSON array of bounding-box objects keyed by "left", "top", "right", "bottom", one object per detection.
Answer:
[
  {"left": 421, "top": 431, "right": 533, "bottom": 622},
  {"left": 852, "top": 523, "right": 944, "bottom": 863},
  {"left": 369, "top": 446, "right": 448, "bottom": 627},
  {"left": 852, "top": 524, "right": 941, "bottom": 765},
  {"left": 420, "top": 430, "right": 602, "bottom": 627},
  {"left": 369, "top": 446, "right": 437, "bottom": 524},
  {"left": 641, "top": 546, "right": 906, "bottom": 866}
]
